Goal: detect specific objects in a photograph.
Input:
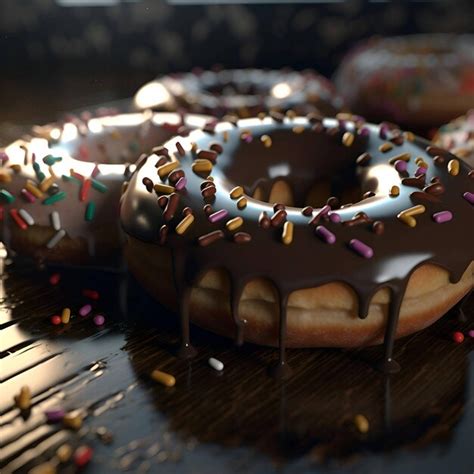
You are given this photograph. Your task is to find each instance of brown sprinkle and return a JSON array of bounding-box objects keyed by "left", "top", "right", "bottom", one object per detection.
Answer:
[
  {"left": 270, "top": 111, "right": 284, "bottom": 122},
  {"left": 197, "top": 149, "right": 218, "bottom": 162},
  {"left": 198, "top": 230, "right": 225, "bottom": 247},
  {"left": 176, "top": 141, "right": 185, "bottom": 157},
  {"left": 155, "top": 155, "right": 169, "bottom": 168},
  {"left": 410, "top": 191, "right": 440, "bottom": 204},
  {"left": 157, "top": 195, "right": 168, "bottom": 209},
  {"left": 389, "top": 186, "right": 399, "bottom": 197},
  {"left": 203, "top": 204, "right": 213, "bottom": 216},
  {"left": 261, "top": 135, "right": 272, "bottom": 148},
  {"left": 233, "top": 232, "right": 252, "bottom": 244},
  {"left": 424, "top": 183, "right": 445, "bottom": 195},
  {"left": 356, "top": 152, "right": 371, "bottom": 166},
  {"left": 210, "top": 142, "right": 223, "bottom": 154},
  {"left": 182, "top": 206, "right": 193, "bottom": 216},
  {"left": 372, "top": 221, "right": 384, "bottom": 235},
  {"left": 202, "top": 185, "right": 217, "bottom": 198},
  {"left": 152, "top": 146, "right": 169, "bottom": 156},
  {"left": 302, "top": 206, "right": 313, "bottom": 216},
  {"left": 142, "top": 177, "right": 154, "bottom": 192},
  {"left": 158, "top": 224, "right": 168, "bottom": 245},
  {"left": 259, "top": 211, "right": 271, "bottom": 229},
  {"left": 163, "top": 193, "right": 179, "bottom": 221},
  {"left": 271, "top": 209, "right": 287, "bottom": 227},
  {"left": 168, "top": 169, "right": 185, "bottom": 185},
  {"left": 433, "top": 155, "right": 445, "bottom": 166},
  {"left": 402, "top": 175, "right": 425, "bottom": 189}
]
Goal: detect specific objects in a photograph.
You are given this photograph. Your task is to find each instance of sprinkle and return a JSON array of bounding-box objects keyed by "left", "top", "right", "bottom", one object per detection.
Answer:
[
  {"left": 198, "top": 230, "right": 225, "bottom": 247},
  {"left": 424, "top": 183, "right": 445, "bottom": 195},
  {"left": 175, "top": 214, "right": 195, "bottom": 235},
  {"left": 379, "top": 142, "right": 393, "bottom": 153},
  {"left": 163, "top": 193, "right": 180, "bottom": 221},
  {"left": 210, "top": 142, "right": 224, "bottom": 154},
  {"left": 83, "top": 289, "right": 100, "bottom": 300},
  {"left": 349, "top": 239, "right": 374, "bottom": 258},
  {"left": 404, "top": 131, "right": 415, "bottom": 142},
  {"left": 79, "top": 179, "right": 91, "bottom": 202},
  {"left": 209, "top": 209, "right": 229, "bottom": 223},
  {"left": 302, "top": 206, "right": 313, "bottom": 216},
  {"left": 79, "top": 304, "right": 92, "bottom": 317},
  {"left": 372, "top": 221, "right": 385, "bottom": 235},
  {"left": 151, "top": 369, "right": 176, "bottom": 387},
  {"left": 91, "top": 164, "right": 100, "bottom": 178},
  {"left": 397, "top": 204, "right": 426, "bottom": 227},
  {"left": 142, "top": 177, "right": 154, "bottom": 192},
  {"left": 308, "top": 205, "right": 331, "bottom": 226},
  {"left": 51, "top": 315, "right": 61, "bottom": 325},
  {"left": 271, "top": 209, "right": 287, "bottom": 227},
  {"left": 197, "top": 149, "right": 218, "bottom": 162},
  {"left": 50, "top": 211, "right": 61, "bottom": 230},
  {"left": 281, "top": 221, "right": 294, "bottom": 245},
  {"left": 230, "top": 186, "right": 244, "bottom": 199},
  {"left": 49, "top": 273, "right": 61, "bottom": 285},
  {"left": 157, "top": 161, "right": 179, "bottom": 179},
  {"left": 415, "top": 166, "right": 427, "bottom": 176},
  {"left": 389, "top": 185, "right": 400, "bottom": 197},
  {"left": 43, "top": 192, "right": 66, "bottom": 205},
  {"left": 292, "top": 125, "right": 305, "bottom": 134},
  {"left": 175, "top": 177, "right": 187, "bottom": 191},
  {"left": 203, "top": 204, "right": 213, "bottom": 216},
  {"left": 315, "top": 225, "right": 336, "bottom": 244},
  {"left": 176, "top": 141, "right": 185, "bottom": 157},
  {"left": 14, "top": 386, "right": 31, "bottom": 410},
  {"left": 201, "top": 184, "right": 216, "bottom": 198},
  {"left": 452, "top": 331, "right": 464, "bottom": 344},
  {"left": 356, "top": 152, "right": 371, "bottom": 166},
  {"left": 46, "top": 229, "right": 66, "bottom": 249},
  {"left": 61, "top": 307, "right": 71, "bottom": 324},
  {"left": 270, "top": 110, "right": 284, "bottom": 122},
  {"left": 154, "top": 183, "right": 175, "bottom": 195},
  {"left": 329, "top": 212, "right": 341, "bottom": 223},
  {"left": 261, "top": 135, "right": 272, "bottom": 147},
  {"left": 468, "top": 330, "right": 474, "bottom": 338},
  {"left": 463, "top": 191, "right": 474, "bottom": 204},
  {"left": 192, "top": 159, "right": 213, "bottom": 175},
  {"left": 45, "top": 407, "right": 65, "bottom": 423},
  {"left": 342, "top": 132, "right": 354, "bottom": 147},
  {"left": 70, "top": 170, "right": 84, "bottom": 182},
  {"left": 432, "top": 211, "right": 453, "bottom": 224},
  {"left": 237, "top": 197, "right": 247, "bottom": 209},
  {"left": 233, "top": 232, "right": 251, "bottom": 244},
  {"left": 394, "top": 160, "right": 407, "bottom": 173},
  {"left": 402, "top": 176, "right": 425, "bottom": 189},
  {"left": 84, "top": 202, "right": 95, "bottom": 221},
  {"left": 10, "top": 209, "right": 27, "bottom": 230},
  {"left": 39, "top": 175, "right": 55, "bottom": 192},
  {"left": 56, "top": 444, "right": 73, "bottom": 463},
  {"left": 73, "top": 445, "right": 93, "bottom": 468},
  {"left": 20, "top": 188, "right": 35, "bottom": 203},
  {"left": 33, "top": 162, "right": 45, "bottom": 182},
  {"left": 158, "top": 224, "right": 168, "bottom": 245},
  {"left": 208, "top": 357, "right": 224, "bottom": 371},
  {"left": 26, "top": 180, "right": 44, "bottom": 199},
  {"left": 447, "top": 159, "right": 460, "bottom": 176},
  {"left": 63, "top": 412, "right": 83, "bottom": 430},
  {"left": 0, "top": 189, "right": 15, "bottom": 203},
  {"left": 389, "top": 152, "right": 411, "bottom": 164},
  {"left": 93, "top": 314, "right": 105, "bottom": 326},
  {"left": 354, "top": 414, "right": 369, "bottom": 434},
  {"left": 18, "top": 209, "right": 34, "bottom": 226},
  {"left": 0, "top": 151, "right": 9, "bottom": 162},
  {"left": 226, "top": 216, "right": 243, "bottom": 231},
  {"left": 91, "top": 179, "right": 107, "bottom": 193},
  {"left": 415, "top": 157, "right": 428, "bottom": 167}
]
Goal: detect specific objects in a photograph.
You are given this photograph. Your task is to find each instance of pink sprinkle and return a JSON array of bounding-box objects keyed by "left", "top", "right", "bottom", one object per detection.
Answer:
[
  {"left": 243, "top": 134, "right": 253, "bottom": 143},
  {"left": 349, "top": 239, "right": 374, "bottom": 259},
  {"left": 328, "top": 212, "right": 341, "bottom": 223},
  {"left": 0, "top": 151, "right": 9, "bottom": 163},
  {"left": 315, "top": 225, "right": 336, "bottom": 244},
  {"left": 91, "top": 164, "right": 100, "bottom": 178},
  {"left": 175, "top": 177, "right": 187, "bottom": 191},
  {"left": 395, "top": 160, "right": 407, "bottom": 173},
  {"left": 209, "top": 209, "right": 229, "bottom": 223},
  {"left": 45, "top": 407, "right": 65, "bottom": 423},
  {"left": 49, "top": 273, "right": 61, "bottom": 285},
  {"left": 79, "top": 304, "right": 92, "bottom": 317},
  {"left": 432, "top": 211, "right": 453, "bottom": 224},
  {"left": 468, "top": 330, "right": 474, "bottom": 338},
  {"left": 415, "top": 166, "right": 427, "bottom": 176},
  {"left": 463, "top": 191, "right": 474, "bottom": 204},
  {"left": 21, "top": 188, "right": 36, "bottom": 203},
  {"left": 93, "top": 314, "right": 105, "bottom": 326}
]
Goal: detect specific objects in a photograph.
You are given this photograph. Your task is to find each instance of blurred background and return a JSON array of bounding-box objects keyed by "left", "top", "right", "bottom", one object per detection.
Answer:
[{"left": 1, "top": 0, "right": 474, "bottom": 138}]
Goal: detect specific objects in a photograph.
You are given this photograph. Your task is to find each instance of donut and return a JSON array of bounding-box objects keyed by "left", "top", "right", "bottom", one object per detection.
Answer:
[
  {"left": 434, "top": 110, "right": 474, "bottom": 168},
  {"left": 334, "top": 35, "right": 474, "bottom": 130},
  {"left": 0, "top": 112, "right": 208, "bottom": 266},
  {"left": 120, "top": 113, "right": 474, "bottom": 376},
  {"left": 134, "top": 69, "right": 344, "bottom": 118}
]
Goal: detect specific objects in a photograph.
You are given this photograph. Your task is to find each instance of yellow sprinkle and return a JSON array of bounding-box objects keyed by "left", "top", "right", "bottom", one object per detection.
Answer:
[
  {"left": 403, "top": 131, "right": 415, "bottom": 142},
  {"left": 282, "top": 221, "right": 294, "bottom": 245},
  {"left": 342, "top": 131, "right": 355, "bottom": 147},
  {"left": 157, "top": 161, "right": 179, "bottom": 179},
  {"left": 63, "top": 411, "right": 83, "bottom": 430},
  {"left": 153, "top": 183, "right": 175, "bottom": 195},
  {"left": 111, "top": 130, "right": 121, "bottom": 140},
  {"left": 151, "top": 369, "right": 176, "bottom": 387},
  {"left": 398, "top": 214, "right": 417, "bottom": 228},
  {"left": 39, "top": 175, "right": 55, "bottom": 192},
  {"left": 175, "top": 214, "right": 194, "bottom": 235},
  {"left": 237, "top": 197, "right": 247, "bottom": 209},
  {"left": 226, "top": 216, "right": 243, "bottom": 232},
  {"left": 336, "top": 112, "right": 354, "bottom": 121},
  {"left": 0, "top": 169, "right": 12, "bottom": 183},
  {"left": 292, "top": 126, "right": 305, "bottom": 134},
  {"left": 206, "top": 175, "right": 214, "bottom": 182},
  {"left": 191, "top": 142, "right": 198, "bottom": 152},
  {"left": 28, "top": 461, "right": 57, "bottom": 474},
  {"left": 56, "top": 444, "right": 73, "bottom": 463},
  {"left": 61, "top": 307, "right": 71, "bottom": 324},
  {"left": 10, "top": 164, "right": 22, "bottom": 173},
  {"left": 389, "top": 152, "right": 411, "bottom": 164},
  {"left": 14, "top": 385, "right": 31, "bottom": 410},
  {"left": 192, "top": 159, "right": 213, "bottom": 175},
  {"left": 447, "top": 159, "right": 460, "bottom": 176},
  {"left": 258, "top": 112, "right": 266, "bottom": 120},
  {"left": 260, "top": 135, "right": 272, "bottom": 148},
  {"left": 379, "top": 142, "right": 393, "bottom": 152},
  {"left": 354, "top": 414, "right": 369, "bottom": 434},
  {"left": 230, "top": 186, "right": 244, "bottom": 199},
  {"left": 415, "top": 157, "right": 428, "bottom": 167},
  {"left": 403, "top": 204, "right": 426, "bottom": 216},
  {"left": 26, "top": 180, "right": 45, "bottom": 199},
  {"left": 389, "top": 185, "right": 400, "bottom": 197},
  {"left": 286, "top": 109, "right": 296, "bottom": 119},
  {"left": 397, "top": 205, "right": 425, "bottom": 227},
  {"left": 223, "top": 131, "right": 229, "bottom": 142}
]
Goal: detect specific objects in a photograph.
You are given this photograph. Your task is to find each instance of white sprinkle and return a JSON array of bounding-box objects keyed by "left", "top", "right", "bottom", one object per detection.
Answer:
[
  {"left": 18, "top": 209, "right": 35, "bottom": 226},
  {"left": 46, "top": 229, "right": 66, "bottom": 249},
  {"left": 208, "top": 357, "right": 224, "bottom": 371},
  {"left": 50, "top": 211, "right": 61, "bottom": 231}
]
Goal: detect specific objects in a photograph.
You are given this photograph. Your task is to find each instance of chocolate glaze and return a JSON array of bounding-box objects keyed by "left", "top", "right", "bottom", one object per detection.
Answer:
[
  {"left": 0, "top": 112, "right": 208, "bottom": 266},
  {"left": 120, "top": 116, "right": 474, "bottom": 374},
  {"left": 134, "top": 69, "right": 344, "bottom": 118}
]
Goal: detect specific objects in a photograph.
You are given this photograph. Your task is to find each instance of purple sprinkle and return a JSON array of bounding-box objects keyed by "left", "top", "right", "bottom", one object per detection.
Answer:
[
  {"left": 45, "top": 407, "right": 65, "bottom": 423},
  {"left": 395, "top": 160, "right": 407, "bottom": 173},
  {"left": 315, "top": 225, "right": 336, "bottom": 244},
  {"left": 415, "top": 166, "right": 427, "bottom": 177},
  {"left": 243, "top": 134, "right": 253, "bottom": 143},
  {"left": 469, "top": 329, "right": 474, "bottom": 338},
  {"left": 432, "top": 211, "right": 453, "bottom": 224},
  {"left": 358, "top": 127, "right": 370, "bottom": 137},
  {"left": 79, "top": 304, "right": 92, "bottom": 317},
  {"left": 21, "top": 188, "right": 36, "bottom": 203},
  {"left": 338, "top": 119, "right": 346, "bottom": 130},
  {"left": 0, "top": 151, "right": 9, "bottom": 163},
  {"left": 175, "top": 177, "right": 187, "bottom": 191},
  {"left": 208, "top": 209, "right": 229, "bottom": 223},
  {"left": 349, "top": 239, "right": 374, "bottom": 259},
  {"left": 328, "top": 212, "right": 341, "bottom": 223},
  {"left": 319, "top": 204, "right": 331, "bottom": 216},
  {"left": 463, "top": 191, "right": 474, "bottom": 204},
  {"left": 379, "top": 124, "right": 389, "bottom": 139},
  {"left": 93, "top": 314, "right": 105, "bottom": 326}
]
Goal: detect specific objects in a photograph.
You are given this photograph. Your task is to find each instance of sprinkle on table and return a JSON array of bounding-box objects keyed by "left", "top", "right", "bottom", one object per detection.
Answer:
[
  {"left": 26, "top": 180, "right": 44, "bottom": 199},
  {"left": 208, "top": 357, "right": 224, "bottom": 371},
  {"left": 14, "top": 386, "right": 31, "bottom": 411},
  {"left": 0, "top": 189, "right": 15, "bottom": 203},
  {"left": 46, "top": 229, "right": 66, "bottom": 249},
  {"left": 50, "top": 211, "right": 61, "bottom": 230},
  {"left": 10, "top": 209, "right": 27, "bottom": 230},
  {"left": 43, "top": 192, "right": 66, "bottom": 205},
  {"left": 18, "top": 209, "right": 34, "bottom": 226},
  {"left": 21, "top": 188, "right": 36, "bottom": 203},
  {"left": 151, "top": 369, "right": 176, "bottom": 387}
]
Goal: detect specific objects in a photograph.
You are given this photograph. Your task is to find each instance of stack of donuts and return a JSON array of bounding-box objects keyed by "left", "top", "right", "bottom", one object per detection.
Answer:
[{"left": 1, "top": 50, "right": 472, "bottom": 377}]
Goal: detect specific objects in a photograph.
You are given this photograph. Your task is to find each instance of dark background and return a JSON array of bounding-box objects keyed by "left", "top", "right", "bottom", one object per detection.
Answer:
[{"left": 1, "top": 0, "right": 474, "bottom": 127}]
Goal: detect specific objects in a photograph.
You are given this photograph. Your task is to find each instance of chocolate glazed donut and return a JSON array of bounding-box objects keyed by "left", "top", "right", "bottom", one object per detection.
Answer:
[
  {"left": 120, "top": 114, "right": 474, "bottom": 377},
  {"left": 0, "top": 112, "right": 208, "bottom": 266},
  {"left": 134, "top": 69, "right": 344, "bottom": 118}
]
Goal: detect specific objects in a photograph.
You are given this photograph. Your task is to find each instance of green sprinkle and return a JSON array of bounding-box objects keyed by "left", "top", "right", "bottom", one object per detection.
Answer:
[
  {"left": 43, "top": 155, "right": 62, "bottom": 166},
  {"left": 91, "top": 179, "right": 108, "bottom": 193},
  {"left": 85, "top": 201, "right": 95, "bottom": 221},
  {"left": 43, "top": 191, "right": 66, "bottom": 205},
  {"left": 33, "top": 163, "right": 45, "bottom": 182},
  {"left": 62, "top": 174, "right": 82, "bottom": 185},
  {"left": 0, "top": 189, "right": 15, "bottom": 203}
]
